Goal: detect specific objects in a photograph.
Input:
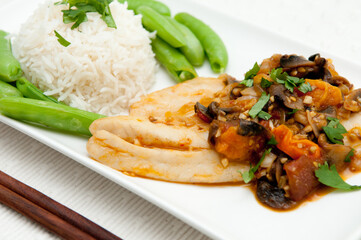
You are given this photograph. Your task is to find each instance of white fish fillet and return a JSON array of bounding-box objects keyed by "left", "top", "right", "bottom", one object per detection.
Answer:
[
  {"left": 87, "top": 130, "right": 246, "bottom": 183},
  {"left": 87, "top": 76, "right": 249, "bottom": 183}
]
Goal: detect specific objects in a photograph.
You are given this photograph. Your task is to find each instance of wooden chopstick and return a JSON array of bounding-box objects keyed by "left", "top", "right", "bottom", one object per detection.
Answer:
[{"left": 0, "top": 170, "right": 122, "bottom": 240}]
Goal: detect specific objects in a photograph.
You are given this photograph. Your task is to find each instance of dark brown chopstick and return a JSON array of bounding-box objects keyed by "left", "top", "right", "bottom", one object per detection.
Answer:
[{"left": 0, "top": 170, "right": 122, "bottom": 240}]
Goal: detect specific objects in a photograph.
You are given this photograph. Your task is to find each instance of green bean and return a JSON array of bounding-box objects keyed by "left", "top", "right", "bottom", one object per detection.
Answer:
[
  {"left": 16, "top": 77, "right": 59, "bottom": 103},
  {"left": 0, "top": 97, "right": 105, "bottom": 136},
  {"left": 0, "top": 81, "right": 23, "bottom": 98},
  {"left": 174, "top": 13, "right": 228, "bottom": 73},
  {"left": 167, "top": 17, "right": 205, "bottom": 67},
  {"left": 0, "top": 30, "right": 23, "bottom": 82},
  {"left": 151, "top": 37, "right": 197, "bottom": 83},
  {"left": 118, "top": 0, "right": 170, "bottom": 16},
  {"left": 136, "top": 6, "right": 185, "bottom": 48}
]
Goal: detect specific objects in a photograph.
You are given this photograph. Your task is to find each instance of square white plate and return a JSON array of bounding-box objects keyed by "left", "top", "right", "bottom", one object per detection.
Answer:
[{"left": 1, "top": 0, "right": 361, "bottom": 239}]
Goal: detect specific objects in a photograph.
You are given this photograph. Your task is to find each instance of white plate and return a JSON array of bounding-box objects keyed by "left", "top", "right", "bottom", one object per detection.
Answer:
[{"left": 1, "top": 1, "right": 361, "bottom": 240}]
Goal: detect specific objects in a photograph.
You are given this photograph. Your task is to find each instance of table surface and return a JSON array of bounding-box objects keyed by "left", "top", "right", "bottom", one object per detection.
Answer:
[{"left": 1, "top": 0, "right": 361, "bottom": 239}]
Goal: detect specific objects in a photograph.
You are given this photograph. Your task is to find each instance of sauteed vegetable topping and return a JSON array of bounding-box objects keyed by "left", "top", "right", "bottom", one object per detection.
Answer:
[{"left": 195, "top": 53, "right": 361, "bottom": 210}]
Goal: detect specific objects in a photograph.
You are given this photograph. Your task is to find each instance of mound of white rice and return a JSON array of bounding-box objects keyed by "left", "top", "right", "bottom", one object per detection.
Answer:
[{"left": 12, "top": 0, "right": 157, "bottom": 116}]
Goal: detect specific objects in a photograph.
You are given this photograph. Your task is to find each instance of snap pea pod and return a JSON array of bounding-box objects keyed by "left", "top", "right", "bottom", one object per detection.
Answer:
[
  {"left": 0, "top": 81, "right": 23, "bottom": 98},
  {"left": 0, "top": 97, "right": 105, "bottom": 136},
  {"left": 174, "top": 13, "right": 228, "bottom": 73},
  {"left": 151, "top": 37, "right": 197, "bottom": 83},
  {"left": 16, "top": 77, "right": 59, "bottom": 103},
  {"left": 136, "top": 6, "right": 185, "bottom": 48},
  {"left": 118, "top": 0, "right": 170, "bottom": 16},
  {"left": 0, "top": 30, "right": 23, "bottom": 82},
  {"left": 167, "top": 17, "right": 205, "bottom": 67}
]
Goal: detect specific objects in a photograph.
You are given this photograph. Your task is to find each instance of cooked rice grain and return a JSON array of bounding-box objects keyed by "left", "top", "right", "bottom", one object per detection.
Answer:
[{"left": 12, "top": 0, "right": 157, "bottom": 116}]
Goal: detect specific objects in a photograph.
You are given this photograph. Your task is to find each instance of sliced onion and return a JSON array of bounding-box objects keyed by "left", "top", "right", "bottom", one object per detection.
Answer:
[
  {"left": 261, "top": 152, "right": 277, "bottom": 168},
  {"left": 240, "top": 87, "right": 258, "bottom": 97},
  {"left": 306, "top": 110, "right": 320, "bottom": 138}
]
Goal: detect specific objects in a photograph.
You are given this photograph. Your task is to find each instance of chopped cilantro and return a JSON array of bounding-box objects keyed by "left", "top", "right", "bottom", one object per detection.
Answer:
[
  {"left": 54, "top": 30, "right": 71, "bottom": 47},
  {"left": 61, "top": 0, "right": 116, "bottom": 30},
  {"left": 322, "top": 117, "right": 347, "bottom": 144},
  {"left": 241, "top": 148, "right": 272, "bottom": 183},
  {"left": 239, "top": 79, "right": 253, "bottom": 87},
  {"left": 267, "top": 136, "right": 278, "bottom": 145},
  {"left": 270, "top": 68, "right": 286, "bottom": 81},
  {"left": 249, "top": 92, "right": 270, "bottom": 119},
  {"left": 258, "top": 111, "right": 271, "bottom": 120},
  {"left": 270, "top": 67, "right": 311, "bottom": 93},
  {"left": 244, "top": 62, "right": 260, "bottom": 80},
  {"left": 315, "top": 162, "right": 361, "bottom": 190},
  {"left": 286, "top": 109, "right": 299, "bottom": 115},
  {"left": 260, "top": 78, "right": 273, "bottom": 88},
  {"left": 298, "top": 82, "right": 312, "bottom": 94},
  {"left": 344, "top": 148, "right": 355, "bottom": 162}
]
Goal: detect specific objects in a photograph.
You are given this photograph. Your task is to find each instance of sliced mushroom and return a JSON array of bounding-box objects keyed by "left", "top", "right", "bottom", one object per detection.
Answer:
[
  {"left": 280, "top": 54, "right": 316, "bottom": 68},
  {"left": 319, "top": 106, "right": 337, "bottom": 119},
  {"left": 318, "top": 133, "right": 352, "bottom": 171},
  {"left": 269, "top": 84, "right": 304, "bottom": 110},
  {"left": 322, "top": 68, "right": 333, "bottom": 83},
  {"left": 208, "top": 121, "right": 220, "bottom": 145},
  {"left": 230, "top": 85, "right": 244, "bottom": 99},
  {"left": 326, "top": 75, "right": 352, "bottom": 88},
  {"left": 222, "top": 73, "right": 239, "bottom": 85},
  {"left": 237, "top": 119, "right": 265, "bottom": 136},
  {"left": 344, "top": 89, "right": 361, "bottom": 112},
  {"left": 308, "top": 53, "right": 326, "bottom": 67},
  {"left": 195, "top": 102, "right": 213, "bottom": 123},
  {"left": 256, "top": 177, "right": 294, "bottom": 210}
]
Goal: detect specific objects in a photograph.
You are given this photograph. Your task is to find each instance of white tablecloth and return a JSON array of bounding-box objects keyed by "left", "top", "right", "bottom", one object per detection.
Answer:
[{"left": 1, "top": 0, "right": 360, "bottom": 239}]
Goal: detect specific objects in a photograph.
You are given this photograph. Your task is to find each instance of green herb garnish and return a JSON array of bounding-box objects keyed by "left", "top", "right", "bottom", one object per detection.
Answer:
[
  {"left": 241, "top": 148, "right": 272, "bottom": 183},
  {"left": 270, "top": 68, "right": 312, "bottom": 93},
  {"left": 298, "top": 82, "right": 312, "bottom": 94},
  {"left": 286, "top": 109, "right": 299, "bottom": 115},
  {"left": 270, "top": 68, "right": 286, "bottom": 81},
  {"left": 315, "top": 162, "right": 361, "bottom": 190},
  {"left": 258, "top": 110, "right": 271, "bottom": 120},
  {"left": 322, "top": 117, "right": 347, "bottom": 144},
  {"left": 260, "top": 78, "right": 273, "bottom": 88},
  {"left": 240, "top": 79, "right": 253, "bottom": 87},
  {"left": 249, "top": 92, "right": 270, "bottom": 119},
  {"left": 344, "top": 148, "right": 355, "bottom": 162},
  {"left": 61, "top": 0, "right": 116, "bottom": 30},
  {"left": 54, "top": 30, "right": 71, "bottom": 47},
  {"left": 244, "top": 62, "right": 260, "bottom": 80},
  {"left": 267, "top": 136, "right": 278, "bottom": 145}
]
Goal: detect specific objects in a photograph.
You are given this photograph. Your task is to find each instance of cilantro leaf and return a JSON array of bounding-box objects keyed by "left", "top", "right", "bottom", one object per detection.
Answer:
[
  {"left": 61, "top": 0, "right": 116, "bottom": 29},
  {"left": 270, "top": 68, "right": 308, "bottom": 93},
  {"left": 241, "top": 148, "right": 272, "bottom": 183},
  {"left": 344, "top": 148, "right": 355, "bottom": 162},
  {"left": 249, "top": 92, "right": 270, "bottom": 119},
  {"left": 54, "top": 30, "right": 71, "bottom": 47},
  {"left": 270, "top": 68, "right": 285, "bottom": 81},
  {"left": 244, "top": 62, "right": 260, "bottom": 80},
  {"left": 239, "top": 79, "right": 253, "bottom": 87},
  {"left": 322, "top": 117, "right": 347, "bottom": 144},
  {"left": 284, "top": 78, "right": 296, "bottom": 92},
  {"left": 260, "top": 78, "right": 273, "bottom": 88},
  {"left": 286, "top": 109, "right": 299, "bottom": 115},
  {"left": 267, "top": 136, "right": 278, "bottom": 145},
  {"left": 298, "top": 82, "right": 312, "bottom": 94},
  {"left": 258, "top": 111, "right": 271, "bottom": 120},
  {"left": 315, "top": 162, "right": 361, "bottom": 190}
]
